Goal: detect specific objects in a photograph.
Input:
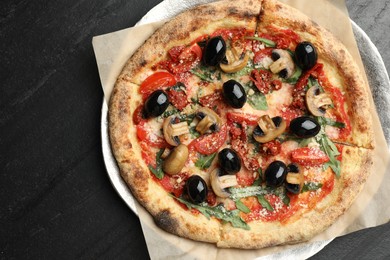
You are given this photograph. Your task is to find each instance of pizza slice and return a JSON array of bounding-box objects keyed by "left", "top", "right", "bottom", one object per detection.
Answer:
[{"left": 108, "top": 0, "right": 375, "bottom": 249}]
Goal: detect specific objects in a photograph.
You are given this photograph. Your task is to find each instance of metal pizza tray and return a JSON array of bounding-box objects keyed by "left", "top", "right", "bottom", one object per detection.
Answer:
[{"left": 100, "top": 0, "right": 390, "bottom": 257}]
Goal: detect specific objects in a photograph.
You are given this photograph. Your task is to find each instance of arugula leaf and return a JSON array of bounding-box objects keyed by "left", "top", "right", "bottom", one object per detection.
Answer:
[
  {"left": 301, "top": 182, "right": 323, "bottom": 193},
  {"left": 229, "top": 186, "right": 268, "bottom": 200},
  {"left": 299, "top": 137, "right": 314, "bottom": 147},
  {"left": 148, "top": 149, "right": 165, "bottom": 179},
  {"left": 175, "top": 197, "right": 250, "bottom": 230},
  {"left": 235, "top": 200, "right": 251, "bottom": 213},
  {"left": 189, "top": 126, "right": 201, "bottom": 138},
  {"left": 315, "top": 118, "right": 342, "bottom": 177},
  {"left": 283, "top": 66, "right": 302, "bottom": 84},
  {"left": 247, "top": 91, "right": 268, "bottom": 110},
  {"left": 273, "top": 186, "right": 290, "bottom": 206},
  {"left": 161, "top": 107, "right": 180, "bottom": 118},
  {"left": 195, "top": 153, "right": 217, "bottom": 170},
  {"left": 318, "top": 116, "right": 346, "bottom": 129},
  {"left": 245, "top": 36, "right": 276, "bottom": 47},
  {"left": 257, "top": 195, "right": 274, "bottom": 211}
]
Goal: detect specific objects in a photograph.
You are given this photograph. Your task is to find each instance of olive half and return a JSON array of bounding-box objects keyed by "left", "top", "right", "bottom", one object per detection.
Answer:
[
  {"left": 184, "top": 175, "right": 208, "bottom": 204},
  {"left": 218, "top": 148, "right": 241, "bottom": 174},
  {"left": 265, "top": 160, "right": 288, "bottom": 187},
  {"left": 222, "top": 80, "right": 247, "bottom": 108},
  {"left": 143, "top": 90, "right": 169, "bottom": 118},
  {"left": 295, "top": 42, "right": 318, "bottom": 71},
  {"left": 203, "top": 36, "right": 226, "bottom": 66},
  {"left": 290, "top": 116, "right": 320, "bottom": 138}
]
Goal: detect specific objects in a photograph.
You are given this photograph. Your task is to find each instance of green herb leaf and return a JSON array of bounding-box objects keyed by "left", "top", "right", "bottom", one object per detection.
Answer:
[
  {"left": 245, "top": 36, "right": 276, "bottom": 47},
  {"left": 148, "top": 149, "right": 165, "bottom": 179},
  {"left": 195, "top": 153, "right": 217, "bottom": 170},
  {"left": 318, "top": 116, "right": 346, "bottom": 129},
  {"left": 247, "top": 91, "right": 268, "bottom": 110},
  {"left": 273, "top": 186, "right": 290, "bottom": 206},
  {"left": 235, "top": 200, "right": 251, "bottom": 213},
  {"left": 229, "top": 186, "right": 268, "bottom": 200},
  {"left": 316, "top": 118, "right": 342, "bottom": 177},
  {"left": 257, "top": 195, "right": 274, "bottom": 211},
  {"left": 283, "top": 66, "right": 302, "bottom": 84},
  {"left": 190, "top": 69, "right": 214, "bottom": 82},
  {"left": 175, "top": 197, "right": 250, "bottom": 230},
  {"left": 301, "top": 182, "right": 323, "bottom": 193}
]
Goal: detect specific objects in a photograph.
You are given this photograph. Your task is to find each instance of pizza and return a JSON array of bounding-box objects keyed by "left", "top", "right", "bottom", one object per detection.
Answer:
[{"left": 108, "top": 0, "right": 374, "bottom": 249}]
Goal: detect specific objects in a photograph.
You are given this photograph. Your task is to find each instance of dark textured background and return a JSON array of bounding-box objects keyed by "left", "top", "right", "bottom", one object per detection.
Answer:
[{"left": 0, "top": 0, "right": 389, "bottom": 259}]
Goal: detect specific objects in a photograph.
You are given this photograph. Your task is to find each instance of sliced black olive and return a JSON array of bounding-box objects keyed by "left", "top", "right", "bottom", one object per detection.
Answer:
[
  {"left": 295, "top": 42, "right": 318, "bottom": 71},
  {"left": 218, "top": 148, "right": 241, "bottom": 174},
  {"left": 290, "top": 116, "right": 321, "bottom": 138},
  {"left": 143, "top": 90, "right": 169, "bottom": 118},
  {"left": 184, "top": 175, "right": 208, "bottom": 204},
  {"left": 222, "top": 79, "right": 247, "bottom": 108},
  {"left": 203, "top": 36, "right": 226, "bottom": 66},
  {"left": 265, "top": 161, "right": 288, "bottom": 187}
]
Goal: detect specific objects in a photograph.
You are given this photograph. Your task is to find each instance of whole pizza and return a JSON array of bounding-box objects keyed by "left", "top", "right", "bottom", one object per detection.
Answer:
[{"left": 109, "top": 0, "right": 374, "bottom": 249}]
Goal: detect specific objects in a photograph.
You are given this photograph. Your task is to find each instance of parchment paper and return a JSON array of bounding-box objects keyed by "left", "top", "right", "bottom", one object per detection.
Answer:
[{"left": 93, "top": 0, "right": 390, "bottom": 258}]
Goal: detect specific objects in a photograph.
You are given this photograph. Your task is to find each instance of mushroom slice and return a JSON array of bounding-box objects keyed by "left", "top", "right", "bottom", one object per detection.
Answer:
[
  {"left": 163, "top": 116, "right": 189, "bottom": 146},
  {"left": 253, "top": 115, "right": 286, "bottom": 143},
  {"left": 269, "top": 49, "right": 296, "bottom": 79},
  {"left": 306, "top": 85, "right": 333, "bottom": 116},
  {"left": 162, "top": 144, "right": 189, "bottom": 175},
  {"left": 195, "top": 107, "right": 222, "bottom": 135},
  {"left": 220, "top": 47, "right": 249, "bottom": 73},
  {"left": 210, "top": 168, "right": 238, "bottom": 198},
  {"left": 285, "top": 163, "right": 304, "bottom": 194}
]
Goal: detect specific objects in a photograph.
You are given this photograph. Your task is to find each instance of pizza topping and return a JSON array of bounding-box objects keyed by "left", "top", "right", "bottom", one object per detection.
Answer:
[
  {"left": 168, "top": 43, "right": 202, "bottom": 74},
  {"left": 189, "top": 124, "right": 228, "bottom": 155},
  {"left": 305, "top": 84, "right": 333, "bottom": 116},
  {"left": 210, "top": 168, "right": 238, "bottom": 198},
  {"left": 222, "top": 80, "right": 247, "bottom": 108},
  {"left": 253, "top": 115, "right": 286, "bottom": 143},
  {"left": 218, "top": 148, "right": 242, "bottom": 174},
  {"left": 295, "top": 42, "right": 318, "bottom": 71},
  {"left": 290, "top": 147, "right": 329, "bottom": 166},
  {"left": 289, "top": 116, "right": 321, "bottom": 138},
  {"left": 139, "top": 71, "right": 177, "bottom": 100},
  {"left": 269, "top": 49, "right": 296, "bottom": 79},
  {"left": 250, "top": 69, "right": 282, "bottom": 94},
  {"left": 220, "top": 47, "right": 249, "bottom": 73},
  {"left": 265, "top": 160, "right": 288, "bottom": 187},
  {"left": 245, "top": 36, "right": 276, "bottom": 48},
  {"left": 163, "top": 116, "right": 189, "bottom": 146},
  {"left": 143, "top": 90, "right": 170, "bottom": 118},
  {"left": 195, "top": 107, "right": 222, "bottom": 134},
  {"left": 183, "top": 175, "right": 208, "bottom": 204},
  {"left": 162, "top": 144, "right": 189, "bottom": 175},
  {"left": 285, "top": 163, "right": 304, "bottom": 194},
  {"left": 203, "top": 36, "right": 227, "bottom": 66}
]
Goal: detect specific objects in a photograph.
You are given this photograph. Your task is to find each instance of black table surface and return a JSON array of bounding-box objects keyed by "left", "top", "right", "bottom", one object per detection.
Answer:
[{"left": 1, "top": 0, "right": 389, "bottom": 259}]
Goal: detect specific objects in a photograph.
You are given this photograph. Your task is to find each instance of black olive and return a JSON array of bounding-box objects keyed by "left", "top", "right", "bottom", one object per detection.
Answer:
[
  {"left": 184, "top": 175, "right": 208, "bottom": 204},
  {"left": 143, "top": 90, "right": 169, "bottom": 118},
  {"left": 295, "top": 42, "right": 318, "bottom": 70},
  {"left": 265, "top": 160, "right": 288, "bottom": 187},
  {"left": 218, "top": 148, "right": 241, "bottom": 174},
  {"left": 290, "top": 116, "right": 321, "bottom": 138},
  {"left": 222, "top": 80, "right": 247, "bottom": 108},
  {"left": 203, "top": 36, "right": 226, "bottom": 66}
]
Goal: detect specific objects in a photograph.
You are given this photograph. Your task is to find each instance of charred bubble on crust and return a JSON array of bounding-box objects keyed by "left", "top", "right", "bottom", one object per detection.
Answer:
[
  {"left": 140, "top": 59, "right": 147, "bottom": 67},
  {"left": 154, "top": 210, "right": 179, "bottom": 233},
  {"left": 228, "top": 7, "right": 238, "bottom": 14}
]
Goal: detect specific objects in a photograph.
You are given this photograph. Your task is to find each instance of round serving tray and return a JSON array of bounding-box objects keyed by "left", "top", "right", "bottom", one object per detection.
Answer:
[{"left": 101, "top": 1, "right": 390, "bottom": 257}]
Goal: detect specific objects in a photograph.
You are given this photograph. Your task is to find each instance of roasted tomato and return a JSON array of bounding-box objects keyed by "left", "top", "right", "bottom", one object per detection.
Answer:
[
  {"left": 226, "top": 112, "right": 259, "bottom": 126},
  {"left": 168, "top": 43, "right": 202, "bottom": 74},
  {"left": 136, "top": 123, "right": 169, "bottom": 148},
  {"left": 290, "top": 147, "right": 329, "bottom": 166},
  {"left": 139, "top": 71, "right": 177, "bottom": 100},
  {"left": 189, "top": 124, "right": 228, "bottom": 155},
  {"left": 166, "top": 88, "right": 189, "bottom": 110}
]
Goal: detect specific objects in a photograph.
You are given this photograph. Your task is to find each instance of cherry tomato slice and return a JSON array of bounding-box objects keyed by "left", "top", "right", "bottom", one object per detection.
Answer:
[
  {"left": 290, "top": 147, "right": 329, "bottom": 166},
  {"left": 226, "top": 112, "right": 259, "bottom": 126},
  {"left": 189, "top": 124, "right": 228, "bottom": 155},
  {"left": 136, "top": 124, "right": 169, "bottom": 148},
  {"left": 139, "top": 72, "right": 177, "bottom": 99},
  {"left": 168, "top": 43, "right": 202, "bottom": 74}
]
